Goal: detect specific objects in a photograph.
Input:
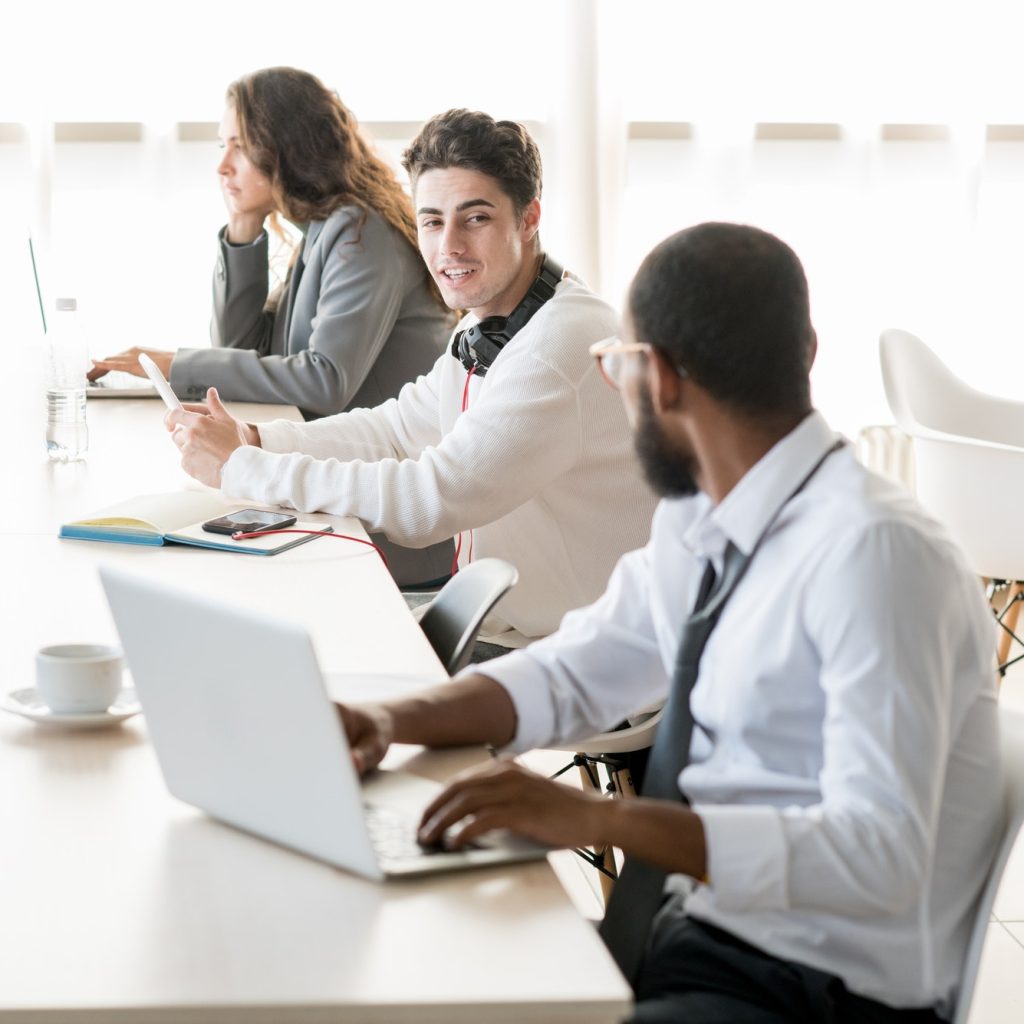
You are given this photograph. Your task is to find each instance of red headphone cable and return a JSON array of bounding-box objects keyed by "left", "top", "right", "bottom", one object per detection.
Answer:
[
  {"left": 451, "top": 366, "right": 478, "bottom": 576},
  {"left": 230, "top": 529, "right": 389, "bottom": 570}
]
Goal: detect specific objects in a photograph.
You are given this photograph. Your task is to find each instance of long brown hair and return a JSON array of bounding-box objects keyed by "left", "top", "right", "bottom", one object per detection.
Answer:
[{"left": 227, "top": 67, "right": 444, "bottom": 307}]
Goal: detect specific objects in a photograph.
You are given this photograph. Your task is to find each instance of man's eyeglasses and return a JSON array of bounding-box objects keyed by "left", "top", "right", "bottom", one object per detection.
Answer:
[
  {"left": 588, "top": 338, "right": 650, "bottom": 391},
  {"left": 589, "top": 337, "right": 691, "bottom": 391}
]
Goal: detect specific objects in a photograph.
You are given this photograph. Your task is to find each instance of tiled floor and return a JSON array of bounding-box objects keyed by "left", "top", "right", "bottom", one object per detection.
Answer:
[{"left": 522, "top": 666, "right": 1024, "bottom": 1021}]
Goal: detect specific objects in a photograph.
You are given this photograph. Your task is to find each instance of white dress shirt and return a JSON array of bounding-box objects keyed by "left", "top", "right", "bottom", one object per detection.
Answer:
[
  {"left": 220, "top": 275, "right": 657, "bottom": 645},
  {"left": 485, "top": 411, "right": 1002, "bottom": 1013}
]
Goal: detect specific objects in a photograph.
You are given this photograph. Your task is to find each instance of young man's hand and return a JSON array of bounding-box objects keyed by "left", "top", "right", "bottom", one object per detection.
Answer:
[{"left": 165, "top": 387, "right": 258, "bottom": 487}]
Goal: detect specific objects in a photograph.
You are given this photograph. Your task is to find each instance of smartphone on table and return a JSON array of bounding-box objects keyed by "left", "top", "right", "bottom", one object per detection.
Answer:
[{"left": 201, "top": 509, "right": 298, "bottom": 536}]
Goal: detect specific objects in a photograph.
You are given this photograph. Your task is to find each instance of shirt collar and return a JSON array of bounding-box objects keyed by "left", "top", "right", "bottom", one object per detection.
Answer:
[{"left": 683, "top": 411, "right": 839, "bottom": 562}]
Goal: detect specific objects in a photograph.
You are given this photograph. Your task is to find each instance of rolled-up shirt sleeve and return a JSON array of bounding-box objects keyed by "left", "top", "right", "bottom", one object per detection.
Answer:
[{"left": 481, "top": 532, "right": 672, "bottom": 753}]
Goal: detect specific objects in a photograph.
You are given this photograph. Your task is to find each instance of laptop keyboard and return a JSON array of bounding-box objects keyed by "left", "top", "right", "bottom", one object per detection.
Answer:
[
  {"left": 88, "top": 371, "right": 156, "bottom": 392},
  {"left": 364, "top": 803, "right": 447, "bottom": 860}
]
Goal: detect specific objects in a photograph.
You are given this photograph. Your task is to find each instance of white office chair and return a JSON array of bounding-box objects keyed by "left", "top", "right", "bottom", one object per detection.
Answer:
[
  {"left": 879, "top": 328, "right": 1024, "bottom": 444},
  {"left": 855, "top": 423, "right": 916, "bottom": 492},
  {"left": 880, "top": 329, "right": 1024, "bottom": 673},
  {"left": 952, "top": 706, "right": 1024, "bottom": 1024}
]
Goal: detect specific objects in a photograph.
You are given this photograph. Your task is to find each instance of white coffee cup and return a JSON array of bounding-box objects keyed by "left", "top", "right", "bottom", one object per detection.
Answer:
[{"left": 35, "top": 644, "right": 124, "bottom": 714}]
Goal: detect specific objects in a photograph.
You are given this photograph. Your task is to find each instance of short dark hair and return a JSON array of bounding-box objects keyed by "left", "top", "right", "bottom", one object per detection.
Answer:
[
  {"left": 402, "top": 109, "right": 542, "bottom": 217},
  {"left": 628, "top": 222, "right": 815, "bottom": 417}
]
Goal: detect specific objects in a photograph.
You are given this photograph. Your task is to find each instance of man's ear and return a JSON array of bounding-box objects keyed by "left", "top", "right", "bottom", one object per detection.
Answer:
[
  {"left": 520, "top": 197, "right": 541, "bottom": 244},
  {"left": 647, "top": 346, "right": 686, "bottom": 414}
]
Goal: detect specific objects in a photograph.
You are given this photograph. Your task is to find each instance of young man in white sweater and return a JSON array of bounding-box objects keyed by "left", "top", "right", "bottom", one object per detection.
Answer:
[{"left": 167, "top": 109, "right": 657, "bottom": 648}]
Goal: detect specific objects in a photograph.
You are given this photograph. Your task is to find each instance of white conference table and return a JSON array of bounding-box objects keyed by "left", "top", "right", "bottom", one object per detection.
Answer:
[{"left": 0, "top": 367, "right": 633, "bottom": 1022}]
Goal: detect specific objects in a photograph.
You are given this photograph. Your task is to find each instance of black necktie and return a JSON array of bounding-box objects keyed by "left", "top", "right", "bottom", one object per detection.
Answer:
[{"left": 599, "top": 541, "right": 751, "bottom": 982}]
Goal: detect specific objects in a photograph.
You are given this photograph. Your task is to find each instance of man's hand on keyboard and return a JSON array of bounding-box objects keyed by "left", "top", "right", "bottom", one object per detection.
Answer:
[
  {"left": 337, "top": 702, "right": 395, "bottom": 775},
  {"left": 417, "top": 759, "right": 606, "bottom": 851}
]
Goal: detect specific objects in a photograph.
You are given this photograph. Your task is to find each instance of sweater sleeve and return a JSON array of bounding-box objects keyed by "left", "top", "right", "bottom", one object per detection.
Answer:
[
  {"left": 482, "top": 535, "right": 668, "bottom": 752},
  {"left": 251, "top": 352, "right": 446, "bottom": 463},
  {"left": 221, "top": 347, "right": 583, "bottom": 548}
]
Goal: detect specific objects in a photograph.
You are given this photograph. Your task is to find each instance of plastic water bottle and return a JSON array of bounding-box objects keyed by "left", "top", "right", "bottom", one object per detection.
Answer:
[{"left": 45, "top": 297, "right": 89, "bottom": 462}]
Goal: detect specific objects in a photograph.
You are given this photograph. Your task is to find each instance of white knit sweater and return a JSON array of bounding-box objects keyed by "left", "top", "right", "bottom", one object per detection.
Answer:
[{"left": 221, "top": 275, "right": 658, "bottom": 644}]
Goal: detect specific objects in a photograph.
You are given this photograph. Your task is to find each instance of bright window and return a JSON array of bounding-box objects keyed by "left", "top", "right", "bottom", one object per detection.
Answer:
[{"left": 6, "top": 0, "right": 1024, "bottom": 436}]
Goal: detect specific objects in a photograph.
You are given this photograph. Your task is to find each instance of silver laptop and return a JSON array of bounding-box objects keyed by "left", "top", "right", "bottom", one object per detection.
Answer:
[
  {"left": 29, "top": 238, "right": 157, "bottom": 399},
  {"left": 99, "top": 565, "right": 547, "bottom": 879},
  {"left": 84, "top": 371, "right": 159, "bottom": 399}
]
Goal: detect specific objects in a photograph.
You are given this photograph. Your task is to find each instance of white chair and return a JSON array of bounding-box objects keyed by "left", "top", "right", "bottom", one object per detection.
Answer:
[
  {"left": 880, "top": 329, "right": 1024, "bottom": 672},
  {"left": 952, "top": 706, "right": 1024, "bottom": 1024},
  {"left": 879, "top": 328, "right": 1024, "bottom": 445},
  {"left": 855, "top": 423, "right": 916, "bottom": 492}
]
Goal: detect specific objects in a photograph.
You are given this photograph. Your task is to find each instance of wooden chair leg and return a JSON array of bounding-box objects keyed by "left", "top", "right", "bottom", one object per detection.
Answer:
[
  {"left": 596, "top": 852, "right": 617, "bottom": 904},
  {"left": 593, "top": 762, "right": 641, "bottom": 904},
  {"left": 577, "top": 753, "right": 622, "bottom": 905},
  {"left": 576, "top": 759, "right": 601, "bottom": 793},
  {"left": 609, "top": 762, "right": 637, "bottom": 798},
  {"left": 997, "top": 582, "right": 1024, "bottom": 672},
  {"left": 572, "top": 751, "right": 649, "bottom": 904}
]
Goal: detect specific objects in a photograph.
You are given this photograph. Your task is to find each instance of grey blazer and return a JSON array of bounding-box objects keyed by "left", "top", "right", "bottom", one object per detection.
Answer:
[{"left": 171, "top": 205, "right": 451, "bottom": 419}]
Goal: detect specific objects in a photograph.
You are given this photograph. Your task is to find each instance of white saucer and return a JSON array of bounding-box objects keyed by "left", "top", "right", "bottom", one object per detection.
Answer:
[{"left": 1, "top": 687, "right": 141, "bottom": 729}]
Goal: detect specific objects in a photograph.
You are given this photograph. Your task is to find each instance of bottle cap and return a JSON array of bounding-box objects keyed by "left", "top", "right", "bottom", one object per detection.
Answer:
[{"left": 55, "top": 297, "right": 77, "bottom": 311}]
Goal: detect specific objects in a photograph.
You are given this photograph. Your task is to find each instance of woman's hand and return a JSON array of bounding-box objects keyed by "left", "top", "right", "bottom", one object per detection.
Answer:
[
  {"left": 88, "top": 347, "right": 173, "bottom": 381},
  {"left": 223, "top": 209, "right": 272, "bottom": 245}
]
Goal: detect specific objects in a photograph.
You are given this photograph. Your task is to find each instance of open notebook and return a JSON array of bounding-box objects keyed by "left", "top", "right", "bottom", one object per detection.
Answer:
[{"left": 59, "top": 491, "right": 330, "bottom": 555}]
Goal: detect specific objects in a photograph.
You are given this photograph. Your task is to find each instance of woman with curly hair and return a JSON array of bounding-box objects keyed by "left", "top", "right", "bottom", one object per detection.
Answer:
[{"left": 92, "top": 67, "right": 451, "bottom": 420}]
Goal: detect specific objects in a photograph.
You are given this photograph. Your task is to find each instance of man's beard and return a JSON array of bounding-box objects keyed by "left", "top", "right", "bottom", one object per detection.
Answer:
[{"left": 634, "top": 383, "right": 699, "bottom": 497}]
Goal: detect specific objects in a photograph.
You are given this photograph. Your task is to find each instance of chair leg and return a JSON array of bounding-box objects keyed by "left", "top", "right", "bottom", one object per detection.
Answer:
[
  {"left": 996, "top": 582, "right": 1024, "bottom": 678},
  {"left": 575, "top": 756, "right": 620, "bottom": 905},
  {"left": 997, "top": 590, "right": 1017, "bottom": 667},
  {"left": 595, "top": 850, "right": 617, "bottom": 905},
  {"left": 564, "top": 746, "right": 653, "bottom": 904},
  {"left": 607, "top": 761, "right": 637, "bottom": 798},
  {"left": 575, "top": 758, "right": 602, "bottom": 792},
  {"left": 591, "top": 761, "right": 643, "bottom": 904}
]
